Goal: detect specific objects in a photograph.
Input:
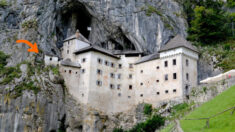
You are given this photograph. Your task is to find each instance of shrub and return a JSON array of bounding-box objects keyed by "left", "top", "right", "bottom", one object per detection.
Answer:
[
  {"left": 0, "top": 51, "right": 9, "bottom": 69},
  {"left": 0, "top": 0, "right": 8, "bottom": 7},
  {"left": 128, "top": 114, "right": 165, "bottom": 132},
  {"left": 113, "top": 127, "right": 124, "bottom": 132},
  {"left": 12, "top": 81, "right": 40, "bottom": 98},
  {"left": 143, "top": 103, "right": 152, "bottom": 116},
  {"left": 21, "top": 19, "right": 38, "bottom": 29},
  {"left": 145, "top": 5, "right": 162, "bottom": 16},
  {"left": 172, "top": 103, "right": 189, "bottom": 112}
]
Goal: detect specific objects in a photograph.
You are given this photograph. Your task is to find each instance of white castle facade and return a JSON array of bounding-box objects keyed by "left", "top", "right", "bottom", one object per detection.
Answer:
[{"left": 44, "top": 30, "right": 199, "bottom": 114}]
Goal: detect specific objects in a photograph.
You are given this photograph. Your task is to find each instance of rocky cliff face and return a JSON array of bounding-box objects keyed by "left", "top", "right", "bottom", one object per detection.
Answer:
[{"left": 0, "top": 0, "right": 220, "bottom": 132}]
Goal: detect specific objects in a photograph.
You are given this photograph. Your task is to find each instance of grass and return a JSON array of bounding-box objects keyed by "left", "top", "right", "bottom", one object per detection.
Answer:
[
  {"left": 180, "top": 85, "right": 235, "bottom": 132},
  {"left": 159, "top": 123, "right": 175, "bottom": 132}
]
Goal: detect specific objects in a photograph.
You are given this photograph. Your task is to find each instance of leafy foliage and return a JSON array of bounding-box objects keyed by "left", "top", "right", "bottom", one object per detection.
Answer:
[
  {"left": 143, "top": 103, "right": 153, "bottom": 116},
  {"left": 227, "top": 0, "right": 235, "bottom": 7},
  {"left": 145, "top": 5, "right": 162, "bottom": 17},
  {"left": 113, "top": 127, "right": 124, "bottom": 132},
  {"left": 0, "top": 0, "right": 8, "bottom": 7}
]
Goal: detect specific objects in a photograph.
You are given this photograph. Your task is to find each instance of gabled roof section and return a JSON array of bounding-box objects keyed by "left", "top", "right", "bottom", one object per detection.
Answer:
[
  {"left": 61, "top": 58, "right": 81, "bottom": 68},
  {"left": 135, "top": 53, "right": 160, "bottom": 65},
  {"left": 74, "top": 46, "right": 120, "bottom": 59},
  {"left": 63, "top": 30, "right": 90, "bottom": 44},
  {"left": 159, "top": 35, "right": 199, "bottom": 53},
  {"left": 112, "top": 50, "right": 143, "bottom": 55}
]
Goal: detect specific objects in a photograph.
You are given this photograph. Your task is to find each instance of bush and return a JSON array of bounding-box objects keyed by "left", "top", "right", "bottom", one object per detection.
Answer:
[
  {"left": 128, "top": 114, "right": 165, "bottom": 132},
  {"left": 172, "top": 103, "right": 189, "bottom": 112},
  {"left": 0, "top": 51, "right": 9, "bottom": 69},
  {"left": 145, "top": 5, "right": 162, "bottom": 17},
  {"left": 143, "top": 103, "right": 152, "bottom": 116},
  {"left": 21, "top": 19, "right": 38, "bottom": 29},
  {"left": 113, "top": 127, "right": 124, "bottom": 132},
  {"left": 0, "top": 0, "right": 8, "bottom": 7}
]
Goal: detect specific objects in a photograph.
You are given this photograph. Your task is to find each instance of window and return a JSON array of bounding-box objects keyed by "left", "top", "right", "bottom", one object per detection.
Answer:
[
  {"left": 110, "top": 84, "right": 115, "bottom": 89},
  {"left": 140, "top": 82, "right": 143, "bottom": 86},
  {"left": 105, "top": 60, "right": 109, "bottom": 66},
  {"left": 173, "top": 89, "right": 177, "bottom": 93},
  {"left": 97, "top": 58, "right": 103, "bottom": 64},
  {"left": 96, "top": 80, "right": 102, "bottom": 86},
  {"left": 165, "top": 90, "right": 169, "bottom": 94},
  {"left": 82, "top": 93, "right": 84, "bottom": 97},
  {"left": 64, "top": 70, "right": 66, "bottom": 73},
  {"left": 156, "top": 80, "right": 159, "bottom": 83},
  {"left": 119, "top": 64, "right": 122, "bottom": 69},
  {"left": 165, "top": 61, "right": 168, "bottom": 67},
  {"left": 129, "top": 74, "right": 133, "bottom": 79},
  {"left": 165, "top": 74, "right": 168, "bottom": 81},
  {"left": 67, "top": 50, "right": 69, "bottom": 54},
  {"left": 156, "top": 66, "right": 160, "bottom": 69},
  {"left": 129, "top": 85, "right": 132, "bottom": 90},
  {"left": 97, "top": 69, "right": 102, "bottom": 75},
  {"left": 118, "top": 93, "right": 121, "bottom": 97},
  {"left": 111, "top": 62, "right": 115, "bottom": 68},
  {"left": 110, "top": 73, "right": 115, "bottom": 78},
  {"left": 186, "top": 73, "right": 189, "bottom": 80},
  {"left": 117, "top": 84, "right": 121, "bottom": 90},
  {"left": 128, "top": 96, "right": 131, "bottom": 98},
  {"left": 69, "top": 70, "right": 72, "bottom": 74},
  {"left": 156, "top": 92, "right": 160, "bottom": 95},
  {"left": 173, "top": 59, "right": 176, "bottom": 65},
  {"left": 81, "top": 69, "right": 85, "bottom": 73},
  {"left": 76, "top": 72, "right": 78, "bottom": 74},
  {"left": 140, "top": 70, "right": 143, "bottom": 73},
  {"left": 118, "top": 74, "right": 121, "bottom": 79},
  {"left": 173, "top": 73, "right": 177, "bottom": 79},
  {"left": 82, "top": 58, "right": 86, "bottom": 63},
  {"left": 129, "top": 64, "right": 133, "bottom": 68},
  {"left": 50, "top": 57, "right": 52, "bottom": 61},
  {"left": 140, "top": 94, "right": 143, "bottom": 97},
  {"left": 186, "top": 59, "right": 189, "bottom": 66}
]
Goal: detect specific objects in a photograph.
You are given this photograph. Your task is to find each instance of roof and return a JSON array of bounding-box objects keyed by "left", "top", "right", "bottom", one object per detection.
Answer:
[
  {"left": 61, "top": 58, "right": 81, "bottom": 68},
  {"left": 63, "top": 33, "right": 90, "bottom": 44},
  {"left": 112, "top": 50, "right": 143, "bottom": 55},
  {"left": 159, "top": 35, "right": 199, "bottom": 53},
  {"left": 135, "top": 53, "right": 160, "bottom": 64},
  {"left": 74, "top": 46, "right": 120, "bottom": 59}
]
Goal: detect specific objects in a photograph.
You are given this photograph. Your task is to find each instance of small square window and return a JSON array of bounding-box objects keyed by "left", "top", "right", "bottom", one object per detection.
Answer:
[
  {"left": 156, "top": 80, "right": 159, "bottom": 83},
  {"left": 110, "top": 73, "right": 115, "bottom": 78},
  {"left": 82, "top": 58, "right": 86, "bottom": 63},
  {"left": 165, "top": 74, "right": 168, "bottom": 81},
  {"left": 50, "top": 57, "right": 52, "bottom": 61},
  {"left": 117, "top": 84, "right": 121, "bottom": 90},
  {"left": 128, "top": 96, "right": 131, "bottom": 98},
  {"left": 69, "top": 70, "right": 72, "bottom": 74},
  {"left": 129, "top": 64, "right": 133, "bottom": 68},
  {"left": 64, "top": 70, "right": 66, "bottom": 72},
  {"left": 76, "top": 72, "right": 78, "bottom": 74},
  {"left": 140, "top": 70, "right": 143, "bottom": 73},
  {"left": 105, "top": 60, "right": 109, "bottom": 66},
  {"left": 97, "top": 58, "right": 103, "bottom": 64},
  {"left": 82, "top": 93, "right": 84, "bottom": 97},
  {"left": 119, "top": 64, "right": 122, "bottom": 69},
  {"left": 129, "top": 85, "right": 132, "bottom": 90},
  {"left": 111, "top": 62, "right": 115, "bottom": 68},
  {"left": 129, "top": 74, "right": 133, "bottom": 79},
  {"left": 67, "top": 50, "right": 69, "bottom": 54},
  {"left": 165, "top": 61, "right": 168, "bottom": 67},
  {"left": 140, "top": 82, "right": 143, "bottom": 86},
  {"left": 97, "top": 69, "right": 102, "bottom": 75},
  {"left": 118, "top": 74, "right": 121, "bottom": 79},
  {"left": 110, "top": 84, "right": 115, "bottom": 89},
  {"left": 173, "top": 73, "right": 177, "bottom": 79},
  {"left": 96, "top": 80, "right": 102, "bottom": 86},
  {"left": 81, "top": 69, "right": 85, "bottom": 74},
  {"left": 118, "top": 93, "right": 121, "bottom": 97},
  {"left": 173, "top": 89, "right": 177, "bottom": 93},
  {"left": 156, "top": 66, "right": 160, "bottom": 69},
  {"left": 186, "top": 59, "right": 189, "bottom": 66},
  {"left": 140, "top": 94, "right": 143, "bottom": 97},
  {"left": 165, "top": 90, "right": 169, "bottom": 94},
  {"left": 156, "top": 92, "right": 160, "bottom": 95},
  {"left": 186, "top": 73, "right": 189, "bottom": 80},
  {"left": 173, "top": 59, "right": 176, "bottom": 65}
]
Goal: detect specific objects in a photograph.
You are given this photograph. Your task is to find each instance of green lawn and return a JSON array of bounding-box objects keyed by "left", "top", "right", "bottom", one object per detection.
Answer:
[{"left": 180, "top": 85, "right": 235, "bottom": 132}]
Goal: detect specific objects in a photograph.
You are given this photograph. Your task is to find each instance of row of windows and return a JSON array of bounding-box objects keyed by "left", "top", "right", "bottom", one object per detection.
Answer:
[
  {"left": 164, "top": 59, "right": 189, "bottom": 67},
  {"left": 97, "top": 69, "right": 132, "bottom": 79},
  {"left": 96, "top": 81, "right": 133, "bottom": 90},
  {"left": 97, "top": 58, "right": 133, "bottom": 69},
  {"left": 164, "top": 73, "right": 189, "bottom": 81},
  {"left": 64, "top": 69, "right": 85, "bottom": 74}
]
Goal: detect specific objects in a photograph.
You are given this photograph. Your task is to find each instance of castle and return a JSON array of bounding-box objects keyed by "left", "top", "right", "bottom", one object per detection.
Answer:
[{"left": 44, "top": 30, "right": 199, "bottom": 114}]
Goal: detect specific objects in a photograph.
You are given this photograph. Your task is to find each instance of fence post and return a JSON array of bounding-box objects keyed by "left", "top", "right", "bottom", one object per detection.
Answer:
[{"left": 206, "top": 119, "right": 210, "bottom": 128}]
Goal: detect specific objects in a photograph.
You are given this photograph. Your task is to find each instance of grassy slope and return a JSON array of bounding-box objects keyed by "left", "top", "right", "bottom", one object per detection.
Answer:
[{"left": 180, "top": 85, "right": 235, "bottom": 132}]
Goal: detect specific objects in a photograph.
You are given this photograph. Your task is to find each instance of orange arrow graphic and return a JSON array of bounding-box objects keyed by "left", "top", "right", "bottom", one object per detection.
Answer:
[{"left": 16, "top": 40, "right": 39, "bottom": 53}]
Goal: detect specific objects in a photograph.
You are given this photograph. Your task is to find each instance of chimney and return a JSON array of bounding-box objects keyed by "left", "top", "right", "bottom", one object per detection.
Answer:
[{"left": 76, "top": 29, "right": 80, "bottom": 39}]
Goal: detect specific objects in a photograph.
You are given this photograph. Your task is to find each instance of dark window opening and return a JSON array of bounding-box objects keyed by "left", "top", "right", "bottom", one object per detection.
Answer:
[
  {"left": 173, "top": 73, "right": 177, "bottom": 79},
  {"left": 118, "top": 74, "right": 121, "bottom": 79},
  {"left": 173, "top": 89, "right": 177, "bottom": 93},
  {"left": 156, "top": 66, "right": 160, "bottom": 69},
  {"left": 96, "top": 80, "right": 102, "bottom": 86},
  {"left": 173, "top": 59, "right": 176, "bottom": 65},
  {"left": 186, "top": 73, "right": 189, "bottom": 80},
  {"left": 110, "top": 84, "right": 115, "bottom": 89},
  {"left": 97, "top": 69, "right": 102, "bottom": 75},
  {"left": 140, "top": 94, "right": 143, "bottom": 97},
  {"left": 117, "top": 84, "right": 121, "bottom": 90},
  {"left": 119, "top": 64, "right": 122, "bottom": 69},
  {"left": 105, "top": 60, "right": 109, "bottom": 66},
  {"left": 82, "top": 93, "right": 84, "bottom": 97},
  {"left": 111, "top": 62, "right": 115, "bottom": 68},
  {"left": 67, "top": 50, "right": 69, "bottom": 54},
  {"left": 76, "top": 72, "right": 78, "bottom": 74},
  {"left": 129, "top": 74, "right": 132, "bottom": 79},
  {"left": 157, "top": 92, "right": 160, "bottom": 95},
  {"left": 140, "top": 70, "right": 143, "bottom": 73},
  {"left": 129, "top": 64, "right": 133, "bottom": 68},
  {"left": 156, "top": 80, "right": 159, "bottom": 83},
  {"left": 97, "top": 58, "right": 103, "bottom": 64},
  {"left": 81, "top": 69, "right": 85, "bottom": 73},
  {"left": 129, "top": 85, "right": 132, "bottom": 90},
  {"left": 140, "top": 82, "right": 143, "bottom": 86},
  {"left": 64, "top": 70, "right": 66, "bottom": 72},
  {"left": 118, "top": 93, "right": 121, "bottom": 97},
  {"left": 165, "top": 61, "right": 168, "bottom": 67},
  {"left": 128, "top": 96, "right": 131, "bottom": 98},
  {"left": 82, "top": 58, "right": 86, "bottom": 63},
  {"left": 186, "top": 59, "right": 189, "bottom": 66},
  {"left": 165, "top": 90, "right": 169, "bottom": 94},
  {"left": 69, "top": 70, "right": 72, "bottom": 74},
  {"left": 110, "top": 73, "right": 115, "bottom": 78},
  {"left": 165, "top": 74, "right": 168, "bottom": 81},
  {"left": 50, "top": 57, "right": 52, "bottom": 61}
]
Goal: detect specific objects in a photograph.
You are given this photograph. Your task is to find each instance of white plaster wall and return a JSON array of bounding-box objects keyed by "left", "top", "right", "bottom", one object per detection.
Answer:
[
  {"left": 44, "top": 55, "right": 59, "bottom": 66},
  {"left": 160, "top": 47, "right": 198, "bottom": 60}
]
